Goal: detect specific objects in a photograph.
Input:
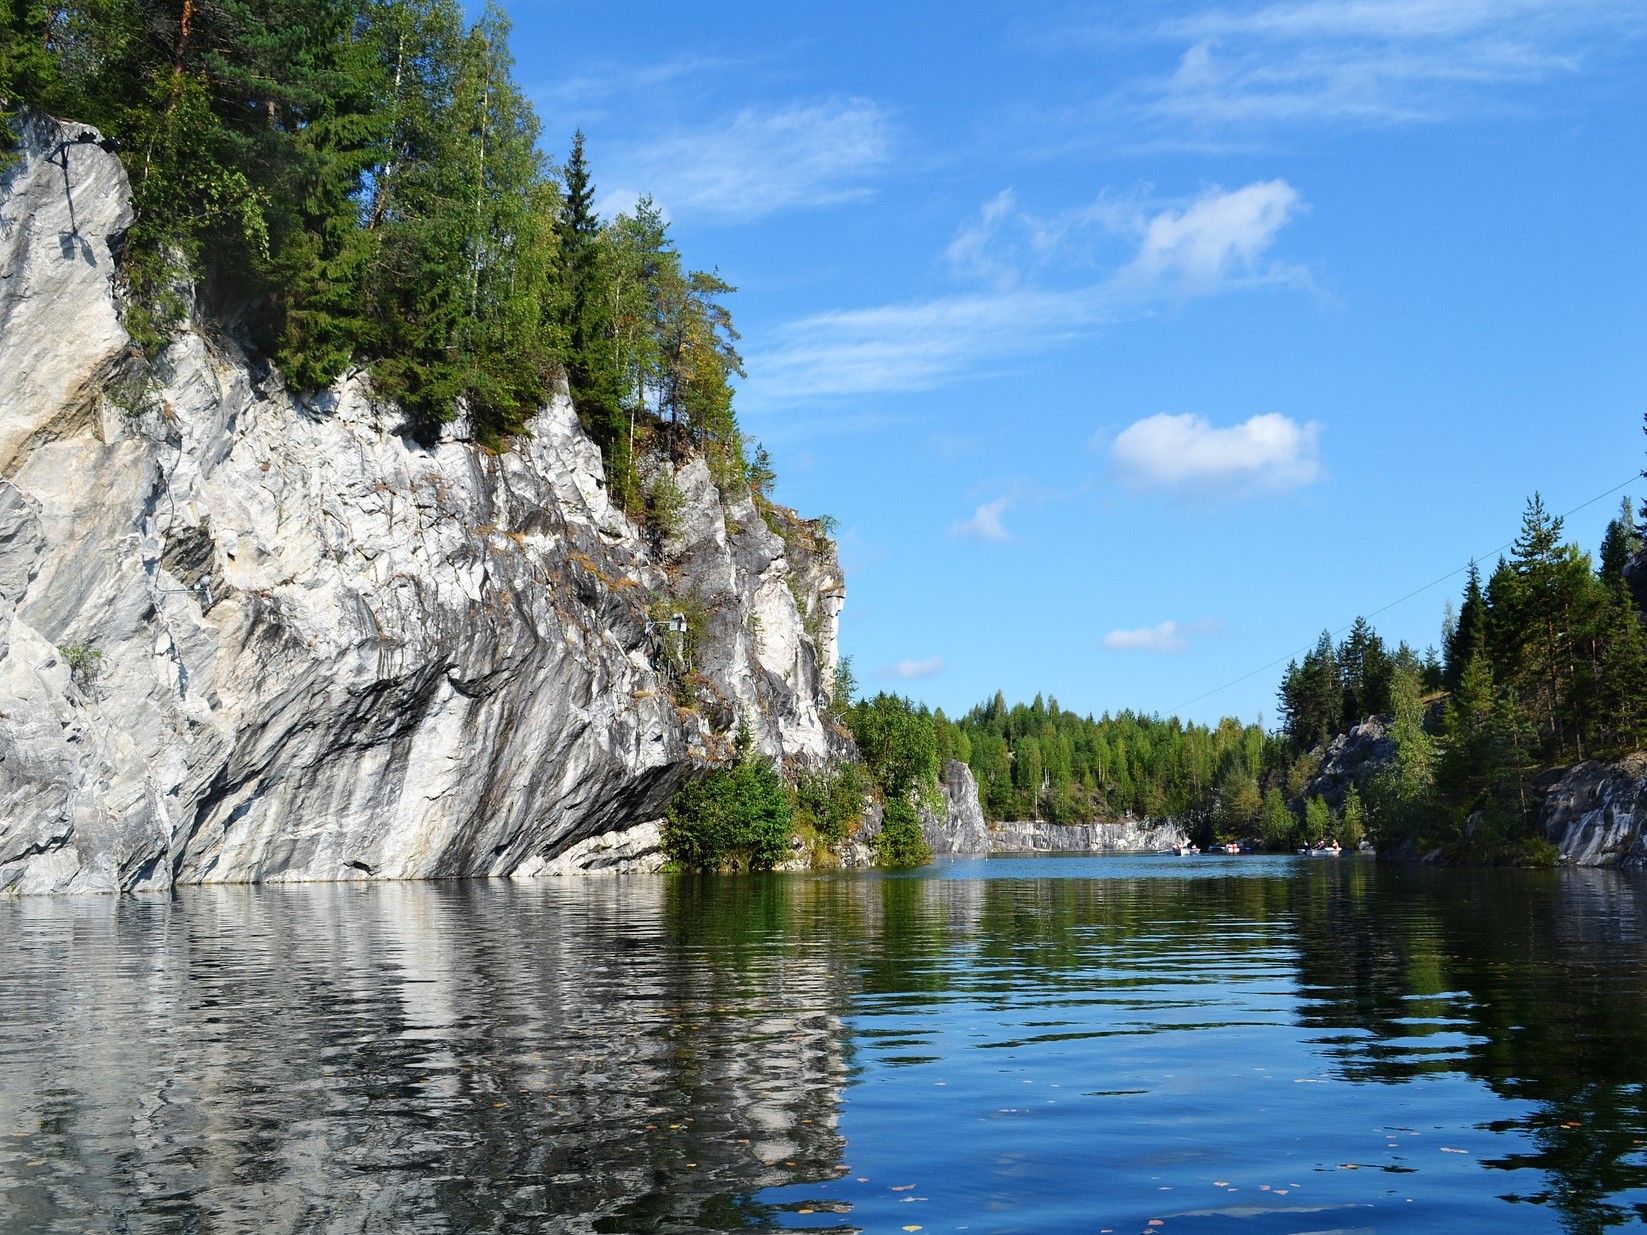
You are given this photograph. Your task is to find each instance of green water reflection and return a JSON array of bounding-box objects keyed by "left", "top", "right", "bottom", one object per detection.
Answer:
[{"left": 2, "top": 859, "right": 1646, "bottom": 1233}]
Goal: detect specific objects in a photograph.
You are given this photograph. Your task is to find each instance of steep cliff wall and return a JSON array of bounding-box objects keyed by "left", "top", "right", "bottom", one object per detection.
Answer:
[{"left": 0, "top": 112, "right": 845, "bottom": 893}]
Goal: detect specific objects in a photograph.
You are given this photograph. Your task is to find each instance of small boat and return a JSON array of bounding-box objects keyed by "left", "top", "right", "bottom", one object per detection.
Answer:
[
  {"left": 1223, "top": 842, "right": 1241, "bottom": 854},
  {"left": 1299, "top": 841, "right": 1342, "bottom": 857},
  {"left": 1172, "top": 842, "right": 1200, "bottom": 856}
]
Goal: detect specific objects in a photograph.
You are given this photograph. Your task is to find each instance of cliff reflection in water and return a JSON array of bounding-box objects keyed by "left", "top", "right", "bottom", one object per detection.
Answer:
[
  {"left": 0, "top": 879, "right": 861, "bottom": 1234},
  {"left": 7, "top": 862, "right": 1647, "bottom": 1234}
]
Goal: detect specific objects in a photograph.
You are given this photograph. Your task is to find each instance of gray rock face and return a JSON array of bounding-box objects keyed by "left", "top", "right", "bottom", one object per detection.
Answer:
[
  {"left": 986, "top": 818, "right": 1186, "bottom": 854},
  {"left": 1307, "top": 716, "right": 1394, "bottom": 806},
  {"left": 922, "top": 760, "right": 990, "bottom": 854},
  {"left": 0, "top": 113, "right": 844, "bottom": 893},
  {"left": 919, "top": 761, "right": 1184, "bottom": 855},
  {"left": 1540, "top": 755, "right": 1647, "bottom": 866}
]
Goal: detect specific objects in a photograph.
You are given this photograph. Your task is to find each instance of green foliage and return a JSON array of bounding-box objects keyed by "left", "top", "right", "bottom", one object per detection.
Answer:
[
  {"left": 849, "top": 692, "right": 938, "bottom": 800},
  {"left": 841, "top": 692, "right": 943, "bottom": 868},
  {"left": 1259, "top": 787, "right": 1295, "bottom": 850},
  {"left": 828, "top": 655, "right": 857, "bottom": 725},
  {"left": 644, "top": 467, "right": 686, "bottom": 544},
  {"left": 646, "top": 591, "right": 708, "bottom": 676},
  {"left": 1339, "top": 784, "right": 1366, "bottom": 848},
  {"left": 59, "top": 641, "right": 104, "bottom": 690},
  {"left": 872, "top": 796, "right": 932, "bottom": 868},
  {"left": 790, "top": 761, "right": 866, "bottom": 845},
  {"left": 955, "top": 691, "right": 1279, "bottom": 831},
  {"left": 663, "top": 753, "right": 792, "bottom": 872},
  {"left": 1, "top": 1, "right": 754, "bottom": 479},
  {"left": 1303, "top": 795, "right": 1333, "bottom": 844},
  {"left": 1364, "top": 661, "right": 1439, "bottom": 850}
]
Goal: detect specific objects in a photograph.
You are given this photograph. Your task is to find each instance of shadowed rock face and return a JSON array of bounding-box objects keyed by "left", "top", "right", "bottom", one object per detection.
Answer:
[
  {"left": 0, "top": 114, "right": 845, "bottom": 893},
  {"left": 1541, "top": 754, "right": 1647, "bottom": 867}
]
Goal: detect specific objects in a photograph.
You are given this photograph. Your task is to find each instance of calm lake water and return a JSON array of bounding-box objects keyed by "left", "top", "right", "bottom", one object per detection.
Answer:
[{"left": 5, "top": 855, "right": 1647, "bottom": 1234}]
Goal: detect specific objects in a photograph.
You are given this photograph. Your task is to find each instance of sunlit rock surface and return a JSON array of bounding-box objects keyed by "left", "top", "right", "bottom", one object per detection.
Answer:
[
  {"left": 922, "top": 760, "right": 990, "bottom": 855},
  {"left": 921, "top": 762, "right": 1185, "bottom": 854},
  {"left": 986, "top": 817, "right": 1187, "bottom": 854},
  {"left": 0, "top": 113, "right": 844, "bottom": 893}
]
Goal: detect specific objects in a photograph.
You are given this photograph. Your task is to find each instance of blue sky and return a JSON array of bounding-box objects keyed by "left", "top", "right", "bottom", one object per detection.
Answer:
[{"left": 499, "top": 0, "right": 1647, "bottom": 727}]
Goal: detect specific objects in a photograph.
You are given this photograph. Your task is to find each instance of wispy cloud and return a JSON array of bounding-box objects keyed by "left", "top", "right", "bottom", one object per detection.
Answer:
[
  {"left": 878, "top": 656, "right": 947, "bottom": 680},
  {"left": 950, "top": 496, "right": 1015, "bottom": 543},
  {"left": 537, "top": 55, "right": 743, "bottom": 109},
  {"left": 744, "top": 180, "right": 1305, "bottom": 406},
  {"left": 1108, "top": 411, "right": 1324, "bottom": 496},
  {"left": 1117, "top": 180, "right": 1306, "bottom": 293},
  {"left": 743, "top": 288, "right": 1089, "bottom": 404},
  {"left": 1129, "top": 0, "right": 1645, "bottom": 132},
  {"left": 607, "top": 98, "right": 893, "bottom": 222},
  {"left": 1102, "top": 619, "right": 1225, "bottom": 652}
]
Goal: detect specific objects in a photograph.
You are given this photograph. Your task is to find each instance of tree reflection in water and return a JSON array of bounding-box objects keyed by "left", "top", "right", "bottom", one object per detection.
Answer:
[
  {"left": 5, "top": 861, "right": 1647, "bottom": 1233},
  {"left": 1291, "top": 862, "right": 1647, "bottom": 1233}
]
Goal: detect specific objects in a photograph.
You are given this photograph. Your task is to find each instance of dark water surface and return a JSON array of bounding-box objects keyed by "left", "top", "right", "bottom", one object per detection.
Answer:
[{"left": 5, "top": 856, "right": 1647, "bottom": 1234}]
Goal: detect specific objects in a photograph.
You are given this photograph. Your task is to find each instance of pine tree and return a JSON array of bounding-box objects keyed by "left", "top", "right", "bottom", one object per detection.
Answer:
[
  {"left": 554, "top": 129, "right": 632, "bottom": 497},
  {"left": 1600, "top": 496, "right": 1640, "bottom": 588},
  {"left": 1444, "top": 561, "right": 1487, "bottom": 692},
  {"left": 1338, "top": 616, "right": 1391, "bottom": 729}
]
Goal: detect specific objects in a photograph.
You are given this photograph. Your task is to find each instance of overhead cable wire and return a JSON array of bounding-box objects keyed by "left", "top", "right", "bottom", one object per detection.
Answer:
[{"left": 1170, "top": 473, "right": 1641, "bottom": 715}]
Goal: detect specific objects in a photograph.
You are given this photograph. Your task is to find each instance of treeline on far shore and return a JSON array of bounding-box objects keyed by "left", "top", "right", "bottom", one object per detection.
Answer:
[{"left": 852, "top": 484, "right": 1647, "bottom": 865}]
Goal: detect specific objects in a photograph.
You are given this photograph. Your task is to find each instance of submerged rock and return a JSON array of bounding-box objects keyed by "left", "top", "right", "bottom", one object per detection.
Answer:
[{"left": 0, "top": 113, "right": 844, "bottom": 893}]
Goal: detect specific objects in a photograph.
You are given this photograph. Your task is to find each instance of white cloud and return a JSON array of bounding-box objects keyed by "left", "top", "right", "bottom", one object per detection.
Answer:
[
  {"left": 880, "top": 656, "right": 947, "bottom": 680},
  {"left": 1102, "top": 619, "right": 1224, "bottom": 652},
  {"left": 950, "top": 497, "right": 1015, "bottom": 542},
  {"left": 1133, "top": 0, "right": 1644, "bottom": 131},
  {"left": 1109, "top": 411, "right": 1323, "bottom": 495},
  {"left": 610, "top": 99, "right": 893, "bottom": 222},
  {"left": 1119, "top": 180, "right": 1306, "bottom": 293},
  {"left": 742, "top": 181, "right": 1305, "bottom": 407}
]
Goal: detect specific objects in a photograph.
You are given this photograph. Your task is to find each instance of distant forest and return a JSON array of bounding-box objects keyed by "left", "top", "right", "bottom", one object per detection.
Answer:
[
  {"left": 879, "top": 483, "right": 1647, "bottom": 862},
  {"left": 1, "top": 1, "right": 747, "bottom": 504}
]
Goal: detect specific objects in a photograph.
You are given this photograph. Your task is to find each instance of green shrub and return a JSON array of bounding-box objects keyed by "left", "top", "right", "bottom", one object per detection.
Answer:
[
  {"left": 646, "top": 469, "right": 686, "bottom": 543},
  {"left": 871, "top": 797, "right": 932, "bottom": 868},
  {"left": 60, "top": 642, "right": 105, "bottom": 690},
  {"left": 663, "top": 757, "right": 792, "bottom": 871},
  {"left": 791, "top": 761, "right": 867, "bottom": 845}
]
